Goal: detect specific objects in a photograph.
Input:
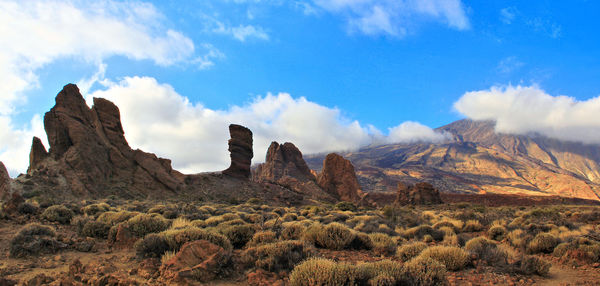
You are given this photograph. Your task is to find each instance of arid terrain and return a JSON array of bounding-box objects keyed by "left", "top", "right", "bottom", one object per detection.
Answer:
[{"left": 1, "top": 84, "right": 600, "bottom": 285}]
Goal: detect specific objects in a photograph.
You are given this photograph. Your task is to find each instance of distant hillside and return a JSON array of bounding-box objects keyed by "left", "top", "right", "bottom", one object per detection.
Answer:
[{"left": 306, "top": 119, "right": 600, "bottom": 201}]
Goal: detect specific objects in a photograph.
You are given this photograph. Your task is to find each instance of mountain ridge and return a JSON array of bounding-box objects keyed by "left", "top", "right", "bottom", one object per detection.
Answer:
[{"left": 306, "top": 119, "right": 600, "bottom": 201}]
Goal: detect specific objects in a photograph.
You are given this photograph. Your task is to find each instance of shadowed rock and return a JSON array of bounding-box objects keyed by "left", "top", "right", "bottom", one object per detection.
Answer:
[
  {"left": 28, "top": 137, "right": 48, "bottom": 173},
  {"left": 25, "top": 83, "right": 183, "bottom": 198},
  {"left": 317, "top": 153, "right": 363, "bottom": 202},
  {"left": 223, "top": 124, "right": 253, "bottom": 179},
  {"left": 254, "top": 142, "right": 334, "bottom": 202},
  {"left": 0, "top": 161, "right": 10, "bottom": 201},
  {"left": 396, "top": 182, "right": 443, "bottom": 205}
]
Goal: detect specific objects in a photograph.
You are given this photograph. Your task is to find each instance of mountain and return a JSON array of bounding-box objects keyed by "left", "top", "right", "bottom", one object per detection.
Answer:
[{"left": 306, "top": 119, "right": 600, "bottom": 201}]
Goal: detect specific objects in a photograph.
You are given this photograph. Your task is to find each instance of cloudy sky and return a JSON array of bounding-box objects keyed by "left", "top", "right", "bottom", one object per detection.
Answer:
[{"left": 1, "top": 0, "right": 599, "bottom": 176}]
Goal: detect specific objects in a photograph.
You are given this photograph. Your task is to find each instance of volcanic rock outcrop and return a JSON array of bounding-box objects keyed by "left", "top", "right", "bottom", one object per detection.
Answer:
[
  {"left": 23, "top": 84, "right": 184, "bottom": 198},
  {"left": 317, "top": 153, "right": 363, "bottom": 202},
  {"left": 395, "top": 182, "right": 443, "bottom": 205},
  {"left": 28, "top": 137, "right": 48, "bottom": 173},
  {"left": 254, "top": 142, "right": 335, "bottom": 202},
  {"left": 223, "top": 124, "right": 253, "bottom": 179},
  {"left": 0, "top": 161, "right": 10, "bottom": 200}
]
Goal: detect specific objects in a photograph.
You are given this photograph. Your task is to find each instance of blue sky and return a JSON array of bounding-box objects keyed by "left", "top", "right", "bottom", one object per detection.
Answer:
[{"left": 1, "top": 0, "right": 600, "bottom": 175}]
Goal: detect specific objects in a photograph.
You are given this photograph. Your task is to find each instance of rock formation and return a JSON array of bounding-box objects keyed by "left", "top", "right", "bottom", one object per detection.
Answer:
[
  {"left": 223, "top": 124, "right": 253, "bottom": 179},
  {"left": 317, "top": 153, "right": 363, "bottom": 202},
  {"left": 23, "top": 84, "right": 183, "bottom": 198},
  {"left": 395, "top": 182, "right": 443, "bottom": 205},
  {"left": 28, "top": 137, "right": 48, "bottom": 173},
  {"left": 0, "top": 161, "right": 10, "bottom": 201},
  {"left": 254, "top": 142, "right": 334, "bottom": 202},
  {"left": 256, "top": 142, "right": 315, "bottom": 182}
]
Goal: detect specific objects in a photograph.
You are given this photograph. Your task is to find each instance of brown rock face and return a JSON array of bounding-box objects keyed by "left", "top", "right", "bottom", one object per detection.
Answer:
[
  {"left": 28, "top": 137, "right": 48, "bottom": 173},
  {"left": 223, "top": 124, "right": 253, "bottom": 179},
  {"left": 0, "top": 161, "right": 10, "bottom": 201},
  {"left": 396, "top": 182, "right": 443, "bottom": 205},
  {"left": 317, "top": 153, "right": 363, "bottom": 202},
  {"left": 26, "top": 83, "right": 183, "bottom": 198},
  {"left": 254, "top": 142, "right": 334, "bottom": 201},
  {"left": 160, "top": 240, "right": 231, "bottom": 283}
]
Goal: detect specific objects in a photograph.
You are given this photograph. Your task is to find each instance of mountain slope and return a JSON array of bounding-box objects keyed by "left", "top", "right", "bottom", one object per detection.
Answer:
[{"left": 306, "top": 119, "right": 600, "bottom": 201}]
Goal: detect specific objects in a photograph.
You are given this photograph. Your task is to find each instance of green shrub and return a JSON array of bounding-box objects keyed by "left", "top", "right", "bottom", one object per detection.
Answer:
[
  {"left": 315, "top": 222, "right": 355, "bottom": 250},
  {"left": 42, "top": 205, "right": 74, "bottom": 224},
  {"left": 218, "top": 224, "right": 255, "bottom": 249},
  {"left": 282, "top": 222, "right": 306, "bottom": 240},
  {"left": 417, "top": 246, "right": 470, "bottom": 271},
  {"left": 368, "top": 233, "right": 396, "bottom": 256},
  {"left": 515, "top": 255, "right": 551, "bottom": 276},
  {"left": 488, "top": 225, "right": 507, "bottom": 241},
  {"left": 9, "top": 223, "right": 64, "bottom": 258},
  {"left": 527, "top": 233, "right": 559, "bottom": 254},
  {"left": 241, "top": 240, "right": 314, "bottom": 272},
  {"left": 465, "top": 237, "right": 507, "bottom": 265},
  {"left": 247, "top": 230, "right": 278, "bottom": 246},
  {"left": 127, "top": 213, "right": 169, "bottom": 237},
  {"left": 397, "top": 241, "right": 428, "bottom": 262},
  {"left": 134, "top": 233, "right": 170, "bottom": 258}
]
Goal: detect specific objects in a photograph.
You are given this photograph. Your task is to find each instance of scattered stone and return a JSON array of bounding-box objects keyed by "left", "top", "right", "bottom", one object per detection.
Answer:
[
  {"left": 25, "top": 273, "right": 54, "bottom": 286},
  {"left": 109, "top": 224, "right": 136, "bottom": 250},
  {"left": 138, "top": 258, "right": 160, "bottom": 279},
  {"left": 247, "top": 269, "right": 282, "bottom": 286},
  {"left": 223, "top": 124, "right": 253, "bottom": 179}
]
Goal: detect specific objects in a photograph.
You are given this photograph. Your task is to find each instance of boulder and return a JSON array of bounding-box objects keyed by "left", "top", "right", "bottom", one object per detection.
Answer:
[
  {"left": 317, "top": 153, "right": 363, "bottom": 202},
  {"left": 395, "top": 182, "right": 443, "bottom": 205},
  {"left": 223, "top": 124, "right": 253, "bottom": 179},
  {"left": 28, "top": 137, "right": 48, "bottom": 173},
  {"left": 0, "top": 161, "right": 10, "bottom": 201},
  {"left": 160, "top": 240, "right": 231, "bottom": 283}
]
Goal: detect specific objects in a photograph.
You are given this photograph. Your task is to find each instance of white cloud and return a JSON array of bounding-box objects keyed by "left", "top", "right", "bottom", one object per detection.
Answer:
[
  {"left": 213, "top": 22, "right": 270, "bottom": 42},
  {"left": 497, "top": 56, "right": 524, "bottom": 74},
  {"left": 87, "top": 77, "right": 446, "bottom": 174},
  {"left": 500, "top": 7, "right": 517, "bottom": 24},
  {"left": 385, "top": 121, "right": 450, "bottom": 144},
  {"left": 0, "top": 0, "right": 208, "bottom": 176},
  {"left": 312, "top": 0, "right": 470, "bottom": 36},
  {"left": 454, "top": 85, "right": 600, "bottom": 145}
]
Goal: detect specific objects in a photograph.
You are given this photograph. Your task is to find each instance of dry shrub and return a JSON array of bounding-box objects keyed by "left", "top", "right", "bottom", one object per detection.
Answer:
[
  {"left": 42, "top": 205, "right": 74, "bottom": 224},
  {"left": 10, "top": 223, "right": 64, "bottom": 258},
  {"left": 463, "top": 220, "right": 483, "bottom": 232},
  {"left": 507, "top": 229, "right": 530, "bottom": 249},
  {"left": 282, "top": 222, "right": 306, "bottom": 240},
  {"left": 433, "top": 218, "right": 464, "bottom": 233},
  {"left": 403, "top": 256, "right": 448, "bottom": 286},
  {"left": 162, "top": 227, "right": 232, "bottom": 252},
  {"left": 81, "top": 220, "right": 110, "bottom": 238},
  {"left": 514, "top": 255, "right": 551, "bottom": 276},
  {"left": 134, "top": 233, "right": 170, "bottom": 258},
  {"left": 402, "top": 225, "right": 444, "bottom": 241},
  {"left": 349, "top": 231, "right": 374, "bottom": 250},
  {"left": 97, "top": 210, "right": 137, "bottom": 226},
  {"left": 397, "top": 241, "right": 428, "bottom": 262},
  {"left": 247, "top": 230, "right": 278, "bottom": 246},
  {"left": 82, "top": 203, "right": 110, "bottom": 216},
  {"left": 465, "top": 237, "right": 507, "bottom": 265},
  {"left": 417, "top": 246, "right": 470, "bottom": 271},
  {"left": 314, "top": 222, "right": 355, "bottom": 250},
  {"left": 488, "top": 225, "right": 507, "bottom": 241},
  {"left": 127, "top": 213, "right": 169, "bottom": 237},
  {"left": 527, "top": 233, "right": 559, "bottom": 254},
  {"left": 241, "top": 240, "right": 314, "bottom": 272},
  {"left": 288, "top": 258, "right": 358, "bottom": 286},
  {"left": 368, "top": 233, "right": 396, "bottom": 256},
  {"left": 218, "top": 224, "right": 256, "bottom": 249}
]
